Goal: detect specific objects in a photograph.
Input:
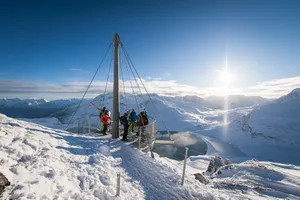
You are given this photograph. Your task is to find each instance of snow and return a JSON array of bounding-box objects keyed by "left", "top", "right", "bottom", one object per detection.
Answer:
[
  {"left": 0, "top": 114, "right": 220, "bottom": 199},
  {"left": 19, "top": 117, "right": 64, "bottom": 129},
  {"left": 1, "top": 114, "right": 300, "bottom": 199},
  {"left": 210, "top": 160, "right": 300, "bottom": 199}
]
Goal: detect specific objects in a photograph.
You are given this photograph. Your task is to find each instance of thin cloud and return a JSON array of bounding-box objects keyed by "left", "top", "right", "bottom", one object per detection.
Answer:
[
  {"left": 69, "top": 68, "right": 89, "bottom": 74},
  {"left": 0, "top": 76, "right": 299, "bottom": 99},
  {"left": 246, "top": 76, "right": 300, "bottom": 98}
]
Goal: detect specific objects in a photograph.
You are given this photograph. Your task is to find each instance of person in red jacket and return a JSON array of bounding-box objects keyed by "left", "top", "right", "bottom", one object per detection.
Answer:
[{"left": 101, "top": 110, "right": 111, "bottom": 135}]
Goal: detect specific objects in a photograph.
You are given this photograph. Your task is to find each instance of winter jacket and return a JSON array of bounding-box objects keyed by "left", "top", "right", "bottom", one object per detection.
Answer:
[
  {"left": 101, "top": 114, "right": 111, "bottom": 125},
  {"left": 130, "top": 111, "right": 137, "bottom": 122},
  {"left": 121, "top": 115, "right": 129, "bottom": 127},
  {"left": 136, "top": 113, "right": 148, "bottom": 126}
]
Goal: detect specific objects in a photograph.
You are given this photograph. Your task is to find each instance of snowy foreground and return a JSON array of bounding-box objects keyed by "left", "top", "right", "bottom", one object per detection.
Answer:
[{"left": 1, "top": 115, "right": 300, "bottom": 200}]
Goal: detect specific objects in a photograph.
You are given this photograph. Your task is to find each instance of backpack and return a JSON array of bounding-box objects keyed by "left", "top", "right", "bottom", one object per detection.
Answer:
[
  {"left": 138, "top": 115, "right": 148, "bottom": 126},
  {"left": 141, "top": 115, "right": 148, "bottom": 125},
  {"left": 120, "top": 116, "right": 126, "bottom": 125}
]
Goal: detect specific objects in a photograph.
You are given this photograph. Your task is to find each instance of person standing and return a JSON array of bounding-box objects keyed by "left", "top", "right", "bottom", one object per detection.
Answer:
[
  {"left": 129, "top": 109, "right": 137, "bottom": 133},
  {"left": 136, "top": 111, "right": 149, "bottom": 137},
  {"left": 91, "top": 103, "right": 106, "bottom": 131},
  {"left": 101, "top": 110, "right": 111, "bottom": 135},
  {"left": 120, "top": 112, "right": 129, "bottom": 141}
]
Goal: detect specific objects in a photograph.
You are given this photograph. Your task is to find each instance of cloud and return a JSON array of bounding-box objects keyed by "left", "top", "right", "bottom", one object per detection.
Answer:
[
  {"left": 172, "top": 132, "right": 197, "bottom": 146},
  {"left": 0, "top": 76, "right": 300, "bottom": 99},
  {"left": 245, "top": 76, "right": 300, "bottom": 98},
  {"left": 69, "top": 68, "right": 89, "bottom": 74}
]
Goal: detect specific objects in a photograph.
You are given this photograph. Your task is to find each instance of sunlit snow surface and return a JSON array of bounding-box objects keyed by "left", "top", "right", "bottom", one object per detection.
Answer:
[{"left": 1, "top": 114, "right": 300, "bottom": 200}]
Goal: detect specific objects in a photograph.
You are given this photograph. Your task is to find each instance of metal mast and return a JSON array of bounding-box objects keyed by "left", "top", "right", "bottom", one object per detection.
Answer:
[{"left": 112, "top": 33, "right": 120, "bottom": 138}]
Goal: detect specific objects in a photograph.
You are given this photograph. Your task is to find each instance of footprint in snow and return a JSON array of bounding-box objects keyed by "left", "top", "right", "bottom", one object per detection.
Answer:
[{"left": 99, "top": 174, "right": 111, "bottom": 186}]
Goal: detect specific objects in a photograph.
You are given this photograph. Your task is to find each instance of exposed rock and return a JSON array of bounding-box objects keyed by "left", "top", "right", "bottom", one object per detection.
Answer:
[
  {"left": 194, "top": 156, "right": 231, "bottom": 184},
  {"left": 194, "top": 173, "right": 209, "bottom": 184},
  {"left": 0, "top": 172, "right": 10, "bottom": 195},
  {"left": 205, "top": 156, "right": 231, "bottom": 175}
]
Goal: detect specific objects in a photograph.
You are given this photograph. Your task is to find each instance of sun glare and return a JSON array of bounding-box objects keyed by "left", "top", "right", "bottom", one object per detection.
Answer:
[
  {"left": 219, "top": 70, "right": 233, "bottom": 85},
  {"left": 217, "top": 56, "right": 234, "bottom": 87}
]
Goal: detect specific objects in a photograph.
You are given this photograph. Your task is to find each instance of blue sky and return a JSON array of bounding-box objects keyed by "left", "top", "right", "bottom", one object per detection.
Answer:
[{"left": 0, "top": 0, "right": 300, "bottom": 99}]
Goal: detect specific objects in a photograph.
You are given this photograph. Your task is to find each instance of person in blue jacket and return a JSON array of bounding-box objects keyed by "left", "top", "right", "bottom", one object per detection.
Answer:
[{"left": 129, "top": 109, "right": 137, "bottom": 133}]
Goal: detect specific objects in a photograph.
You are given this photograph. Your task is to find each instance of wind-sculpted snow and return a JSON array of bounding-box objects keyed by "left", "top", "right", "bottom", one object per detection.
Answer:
[
  {"left": 210, "top": 160, "right": 300, "bottom": 199},
  {"left": 0, "top": 114, "right": 222, "bottom": 199},
  {"left": 1, "top": 114, "right": 299, "bottom": 199}
]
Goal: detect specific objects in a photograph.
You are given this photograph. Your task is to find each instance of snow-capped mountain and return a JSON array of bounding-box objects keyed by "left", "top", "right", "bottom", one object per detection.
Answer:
[
  {"left": 200, "top": 88, "right": 300, "bottom": 165},
  {"left": 57, "top": 93, "right": 260, "bottom": 132},
  {"left": 206, "top": 95, "right": 269, "bottom": 109},
  {"left": 0, "top": 93, "right": 268, "bottom": 130},
  {"left": 0, "top": 98, "right": 89, "bottom": 118},
  {"left": 277, "top": 88, "right": 300, "bottom": 103},
  {"left": 0, "top": 98, "right": 47, "bottom": 107}
]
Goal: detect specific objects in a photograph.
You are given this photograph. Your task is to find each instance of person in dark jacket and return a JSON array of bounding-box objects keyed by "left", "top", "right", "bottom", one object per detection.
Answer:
[{"left": 121, "top": 112, "right": 129, "bottom": 141}]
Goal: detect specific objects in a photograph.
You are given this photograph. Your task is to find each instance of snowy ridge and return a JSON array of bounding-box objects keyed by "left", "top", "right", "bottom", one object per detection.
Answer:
[{"left": 277, "top": 88, "right": 300, "bottom": 103}]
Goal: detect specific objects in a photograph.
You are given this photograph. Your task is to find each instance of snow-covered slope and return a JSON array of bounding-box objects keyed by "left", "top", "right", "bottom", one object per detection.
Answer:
[
  {"left": 19, "top": 117, "right": 64, "bottom": 130},
  {"left": 200, "top": 88, "right": 300, "bottom": 165},
  {"left": 0, "top": 114, "right": 219, "bottom": 199},
  {"left": 1, "top": 114, "right": 300, "bottom": 199}
]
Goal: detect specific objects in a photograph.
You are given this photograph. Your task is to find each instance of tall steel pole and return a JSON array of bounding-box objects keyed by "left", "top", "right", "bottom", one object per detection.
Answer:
[{"left": 112, "top": 33, "right": 120, "bottom": 139}]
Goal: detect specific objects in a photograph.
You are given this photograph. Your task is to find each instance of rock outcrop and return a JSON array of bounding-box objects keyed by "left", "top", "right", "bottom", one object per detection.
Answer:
[{"left": 0, "top": 172, "right": 10, "bottom": 195}]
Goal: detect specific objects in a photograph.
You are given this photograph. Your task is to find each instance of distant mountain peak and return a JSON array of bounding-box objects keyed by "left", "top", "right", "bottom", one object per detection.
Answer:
[
  {"left": 277, "top": 88, "right": 300, "bottom": 103},
  {"left": 291, "top": 88, "right": 300, "bottom": 95}
]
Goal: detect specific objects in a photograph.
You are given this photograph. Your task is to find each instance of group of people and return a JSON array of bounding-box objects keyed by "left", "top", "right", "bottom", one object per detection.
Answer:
[
  {"left": 92, "top": 103, "right": 149, "bottom": 140},
  {"left": 119, "top": 109, "right": 149, "bottom": 141}
]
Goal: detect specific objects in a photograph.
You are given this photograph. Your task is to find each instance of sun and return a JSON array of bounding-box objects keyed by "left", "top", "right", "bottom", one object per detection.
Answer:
[{"left": 219, "top": 70, "right": 233, "bottom": 85}]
